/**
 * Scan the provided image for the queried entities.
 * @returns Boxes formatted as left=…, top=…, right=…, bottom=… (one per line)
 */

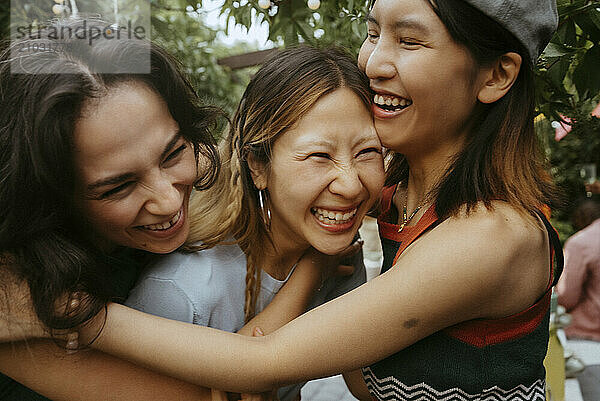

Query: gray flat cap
left=464, top=0, right=558, bottom=61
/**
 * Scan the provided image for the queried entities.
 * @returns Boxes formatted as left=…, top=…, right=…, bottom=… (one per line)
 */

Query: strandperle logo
left=15, top=20, right=146, bottom=53
left=10, top=0, right=151, bottom=74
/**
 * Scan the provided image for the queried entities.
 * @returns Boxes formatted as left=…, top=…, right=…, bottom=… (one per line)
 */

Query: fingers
left=252, top=326, right=264, bottom=337
left=65, top=331, right=79, bottom=355
left=69, top=295, right=80, bottom=311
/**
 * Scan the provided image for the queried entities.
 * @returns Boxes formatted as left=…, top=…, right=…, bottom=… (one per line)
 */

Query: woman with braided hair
left=123, top=45, right=383, bottom=401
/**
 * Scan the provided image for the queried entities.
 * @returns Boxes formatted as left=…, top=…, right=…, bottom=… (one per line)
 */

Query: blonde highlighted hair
left=186, top=46, right=372, bottom=321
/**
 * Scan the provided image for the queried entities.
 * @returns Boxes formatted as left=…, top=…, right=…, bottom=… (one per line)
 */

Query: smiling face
left=251, top=88, right=385, bottom=255
left=74, top=82, right=197, bottom=253
left=358, top=0, right=487, bottom=157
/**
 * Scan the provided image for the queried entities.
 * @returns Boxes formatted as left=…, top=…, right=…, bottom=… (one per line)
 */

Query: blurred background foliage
left=2, top=0, right=599, bottom=240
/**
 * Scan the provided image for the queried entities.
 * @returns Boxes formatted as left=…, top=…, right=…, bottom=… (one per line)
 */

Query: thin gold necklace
left=397, top=187, right=427, bottom=233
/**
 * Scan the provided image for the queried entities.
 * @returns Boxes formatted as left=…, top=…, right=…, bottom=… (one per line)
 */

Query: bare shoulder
left=434, top=201, right=550, bottom=317
left=447, top=201, right=546, bottom=248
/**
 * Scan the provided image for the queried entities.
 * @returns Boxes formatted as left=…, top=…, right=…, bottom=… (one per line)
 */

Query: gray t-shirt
left=125, top=242, right=366, bottom=400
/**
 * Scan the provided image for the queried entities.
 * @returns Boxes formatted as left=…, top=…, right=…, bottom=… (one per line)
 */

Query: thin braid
left=234, top=120, right=263, bottom=322
left=244, top=253, right=263, bottom=322
left=244, top=256, right=257, bottom=322
left=185, top=122, right=264, bottom=321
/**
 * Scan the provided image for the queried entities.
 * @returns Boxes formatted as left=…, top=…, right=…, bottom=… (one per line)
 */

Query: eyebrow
left=366, top=13, right=431, bottom=36
left=86, top=172, right=136, bottom=192
left=293, top=137, right=338, bottom=150
left=86, top=131, right=182, bottom=192
left=296, top=135, right=377, bottom=150
left=159, top=131, right=183, bottom=161
left=353, top=135, right=379, bottom=148
left=366, top=13, right=379, bottom=26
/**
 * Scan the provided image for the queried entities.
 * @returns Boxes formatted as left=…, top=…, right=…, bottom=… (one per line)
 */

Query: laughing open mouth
left=140, top=208, right=182, bottom=231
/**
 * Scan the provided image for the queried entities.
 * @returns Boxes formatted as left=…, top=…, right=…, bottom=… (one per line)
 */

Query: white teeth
left=142, top=209, right=182, bottom=231
left=311, top=207, right=358, bottom=224
left=385, top=98, right=392, bottom=106
left=392, top=98, right=399, bottom=106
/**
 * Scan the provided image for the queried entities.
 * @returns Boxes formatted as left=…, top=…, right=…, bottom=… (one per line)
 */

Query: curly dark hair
left=0, top=18, right=220, bottom=331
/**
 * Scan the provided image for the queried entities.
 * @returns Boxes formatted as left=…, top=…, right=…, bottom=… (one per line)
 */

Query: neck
left=261, top=231, right=306, bottom=281
left=401, top=137, right=466, bottom=213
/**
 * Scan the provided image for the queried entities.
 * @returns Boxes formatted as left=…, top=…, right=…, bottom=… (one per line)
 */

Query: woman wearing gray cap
left=3, top=0, right=563, bottom=399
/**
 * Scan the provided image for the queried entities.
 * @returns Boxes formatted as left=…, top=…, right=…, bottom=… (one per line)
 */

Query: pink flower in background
left=553, top=115, right=572, bottom=142
left=592, top=102, right=600, bottom=117
left=553, top=102, right=600, bottom=142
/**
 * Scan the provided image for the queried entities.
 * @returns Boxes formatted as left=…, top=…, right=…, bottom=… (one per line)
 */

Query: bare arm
left=343, top=369, right=373, bottom=401
left=87, top=205, right=550, bottom=393
left=238, top=246, right=348, bottom=336
left=0, top=341, right=212, bottom=401
left=0, top=261, right=317, bottom=400
left=0, top=262, right=317, bottom=401
left=0, top=268, right=46, bottom=343
left=556, top=239, right=587, bottom=310
left=0, top=246, right=356, bottom=400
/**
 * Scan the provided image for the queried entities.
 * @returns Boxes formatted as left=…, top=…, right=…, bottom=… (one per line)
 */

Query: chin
left=314, top=236, right=356, bottom=256
left=131, top=233, right=187, bottom=254
left=147, top=244, right=182, bottom=254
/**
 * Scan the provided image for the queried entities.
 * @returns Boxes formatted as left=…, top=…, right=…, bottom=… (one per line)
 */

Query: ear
left=477, top=52, right=522, bottom=104
left=246, top=153, right=268, bottom=190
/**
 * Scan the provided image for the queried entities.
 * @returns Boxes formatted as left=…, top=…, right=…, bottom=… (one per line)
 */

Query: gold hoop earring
left=258, top=189, right=272, bottom=230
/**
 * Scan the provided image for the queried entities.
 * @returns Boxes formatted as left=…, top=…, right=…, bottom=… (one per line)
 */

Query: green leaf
left=557, top=19, right=577, bottom=46
left=295, top=19, right=315, bottom=43
left=573, top=45, right=600, bottom=96
left=547, top=57, right=571, bottom=88
left=284, top=22, right=297, bottom=46
left=543, top=42, right=575, bottom=58
left=573, top=13, right=600, bottom=43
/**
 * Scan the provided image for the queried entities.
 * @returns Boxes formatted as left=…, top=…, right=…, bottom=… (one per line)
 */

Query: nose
left=144, top=174, right=182, bottom=216
left=364, top=40, right=396, bottom=81
left=328, top=166, right=364, bottom=201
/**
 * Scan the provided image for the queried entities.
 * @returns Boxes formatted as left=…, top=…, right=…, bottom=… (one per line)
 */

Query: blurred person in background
left=557, top=199, right=600, bottom=342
